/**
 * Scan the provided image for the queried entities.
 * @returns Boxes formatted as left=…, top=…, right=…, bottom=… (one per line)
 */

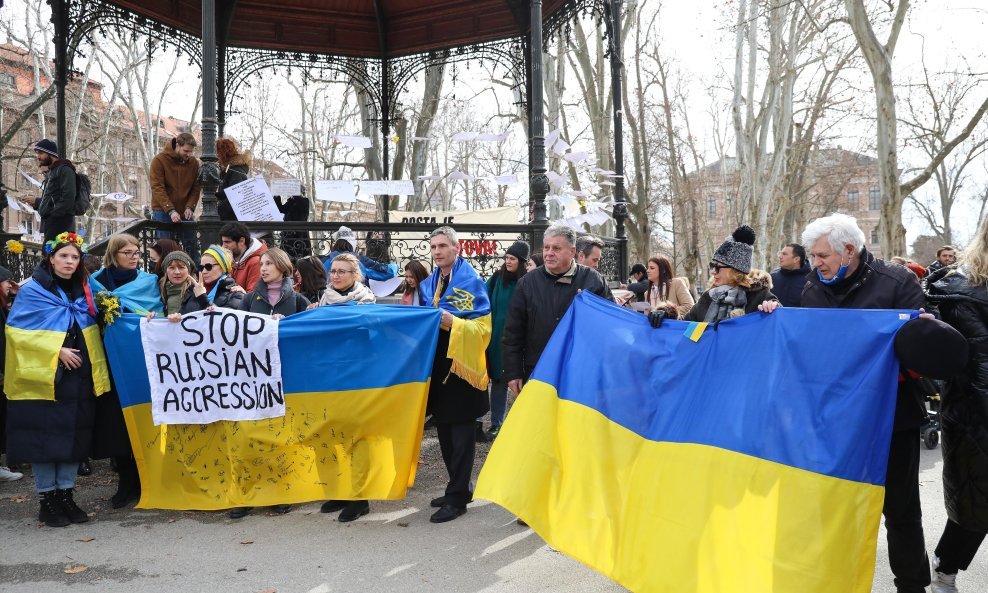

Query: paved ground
left=1, top=431, right=985, bottom=592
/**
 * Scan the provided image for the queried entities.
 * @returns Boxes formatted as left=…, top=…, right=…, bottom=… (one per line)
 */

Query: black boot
left=111, top=456, right=141, bottom=509
left=475, top=421, right=490, bottom=443
left=338, top=500, right=370, bottom=522
left=55, top=488, right=89, bottom=524
left=39, top=491, right=70, bottom=528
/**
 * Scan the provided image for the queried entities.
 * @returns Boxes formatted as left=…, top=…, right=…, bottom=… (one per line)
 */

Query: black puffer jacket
left=209, top=276, right=245, bottom=310
left=37, top=159, right=77, bottom=241
left=926, top=267, right=988, bottom=531
left=683, top=283, right=776, bottom=322
left=802, top=247, right=928, bottom=431
left=240, top=278, right=310, bottom=317
left=503, top=263, right=610, bottom=381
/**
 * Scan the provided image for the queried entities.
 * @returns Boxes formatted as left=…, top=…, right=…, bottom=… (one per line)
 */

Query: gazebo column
left=607, top=0, right=628, bottom=278
left=528, top=0, right=549, bottom=251
left=217, top=42, right=227, bottom=137
left=198, top=0, right=222, bottom=244
left=51, top=0, right=69, bottom=158
left=381, top=58, right=391, bottom=224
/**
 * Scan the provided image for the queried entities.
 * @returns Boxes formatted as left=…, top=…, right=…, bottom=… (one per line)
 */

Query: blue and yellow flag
left=103, top=305, right=441, bottom=510
left=4, top=279, right=111, bottom=400
left=419, top=256, right=492, bottom=389
left=90, top=269, right=164, bottom=314
left=476, top=292, right=912, bottom=593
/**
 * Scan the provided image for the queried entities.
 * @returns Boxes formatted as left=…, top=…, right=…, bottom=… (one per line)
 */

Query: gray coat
left=240, top=278, right=310, bottom=317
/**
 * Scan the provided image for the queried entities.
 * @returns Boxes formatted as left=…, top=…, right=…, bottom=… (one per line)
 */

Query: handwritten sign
left=269, top=178, right=302, bottom=197
left=358, top=180, right=415, bottom=196
left=140, top=310, right=285, bottom=425
left=315, top=179, right=356, bottom=203
left=224, top=176, right=284, bottom=222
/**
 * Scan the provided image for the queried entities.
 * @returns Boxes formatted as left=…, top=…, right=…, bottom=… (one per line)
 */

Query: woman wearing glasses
left=317, top=253, right=377, bottom=307
left=91, top=234, right=164, bottom=509
left=198, top=245, right=244, bottom=310
left=683, top=225, right=777, bottom=322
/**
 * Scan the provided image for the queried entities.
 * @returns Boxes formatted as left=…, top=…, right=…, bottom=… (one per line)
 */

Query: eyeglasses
left=329, top=269, right=355, bottom=276
left=118, top=250, right=140, bottom=258
left=708, top=263, right=730, bottom=272
left=198, top=263, right=216, bottom=272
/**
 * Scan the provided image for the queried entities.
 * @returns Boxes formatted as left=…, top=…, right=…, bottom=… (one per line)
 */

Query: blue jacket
left=322, top=251, right=397, bottom=282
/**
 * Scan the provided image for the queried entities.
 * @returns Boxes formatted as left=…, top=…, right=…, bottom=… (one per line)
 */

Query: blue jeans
left=33, top=462, right=77, bottom=493
left=488, top=379, right=508, bottom=428
left=151, top=209, right=199, bottom=254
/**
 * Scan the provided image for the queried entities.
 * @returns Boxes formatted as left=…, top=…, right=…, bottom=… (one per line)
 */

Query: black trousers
left=884, top=429, right=931, bottom=592
left=436, top=421, right=475, bottom=508
left=934, top=518, right=987, bottom=573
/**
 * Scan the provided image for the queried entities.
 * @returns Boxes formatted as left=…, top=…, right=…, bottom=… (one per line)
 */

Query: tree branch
left=899, top=97, right=988, bottom=195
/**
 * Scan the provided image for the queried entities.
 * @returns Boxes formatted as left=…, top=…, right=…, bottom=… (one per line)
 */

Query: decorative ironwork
left=0, top=246, right=44, bottom=282
left=88, top=220, right=537, bottom=281
left=66, top=0, right=202, bottom=68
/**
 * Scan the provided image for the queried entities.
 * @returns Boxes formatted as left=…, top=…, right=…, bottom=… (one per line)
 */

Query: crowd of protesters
left=4, top=135, right=986, bottom=592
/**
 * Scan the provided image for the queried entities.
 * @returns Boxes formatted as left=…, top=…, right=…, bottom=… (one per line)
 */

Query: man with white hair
left=800, top=213, right=931, bottom=593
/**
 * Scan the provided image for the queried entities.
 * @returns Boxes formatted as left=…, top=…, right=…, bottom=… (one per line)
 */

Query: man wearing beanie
left=799, top=213, right=934, bottom=593
left=25, top=139, right=77, bottom=242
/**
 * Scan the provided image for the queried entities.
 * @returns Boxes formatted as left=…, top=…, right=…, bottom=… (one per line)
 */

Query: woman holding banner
left=157, top=251, right=212, bottom=317
left=316, top=254, right=376, bottom=307
left=199, top=245, right=245, bottom=310
left=240, top=248, right=311, bottom=319
left=4, top=233, right=111, bottom=527
left=91, top=233, right=164, bottom=508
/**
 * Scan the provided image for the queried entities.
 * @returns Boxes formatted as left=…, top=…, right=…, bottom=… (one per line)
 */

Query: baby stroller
left=919, top=380, right=942, bottom=450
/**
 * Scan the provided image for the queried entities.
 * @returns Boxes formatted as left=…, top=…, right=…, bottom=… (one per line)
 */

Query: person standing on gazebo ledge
left=419, top=226, right=492, bottom=523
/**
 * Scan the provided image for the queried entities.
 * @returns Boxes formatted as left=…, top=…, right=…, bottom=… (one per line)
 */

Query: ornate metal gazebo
left=40, top=0, right=629, bottom=279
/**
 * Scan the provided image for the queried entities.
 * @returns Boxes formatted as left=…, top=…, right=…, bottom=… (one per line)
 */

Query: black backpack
left=74, top=172, right=92, bottom=216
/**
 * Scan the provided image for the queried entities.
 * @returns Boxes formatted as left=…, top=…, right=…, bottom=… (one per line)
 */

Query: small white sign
left=315, top=179, right=357, bottom=203
left=358, top=180, right=415, bottom=196
left=269, top=178, right=302, bottom=197
left=140, top=309, right=285, bottom=426
left=224, top=176, right=284, bottom=222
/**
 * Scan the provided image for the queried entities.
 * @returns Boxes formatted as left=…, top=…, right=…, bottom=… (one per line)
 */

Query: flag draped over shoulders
left=91, top=269, right=164, bottom=314
left=4, top=279, right=111, bottom=401
left=476, top=292, right=914, bottom=593
left=419, top=257, right=492, bottom=389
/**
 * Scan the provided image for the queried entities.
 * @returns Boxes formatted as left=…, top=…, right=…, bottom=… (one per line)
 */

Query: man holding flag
left=419, top=226, right=492, bottom=523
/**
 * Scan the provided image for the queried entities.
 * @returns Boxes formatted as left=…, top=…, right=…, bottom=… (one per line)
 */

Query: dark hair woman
left=924, top=216, right=988, bottom=591
left=683, top=226, right=777, bottom=322
left=149, top=238, right=182, bottom=278
left=629, top=255, right=696, bottom=319
left=401, top=260, right=430, bottom=306
left=91, top=233, right=164, bottom=508
left=293, top=255, right=328, bottom=304
left=5, top=233, right=112, bottom=527
left=527, top=253, right=544, bottom=272
left=481, top=241, right=530, bottom=441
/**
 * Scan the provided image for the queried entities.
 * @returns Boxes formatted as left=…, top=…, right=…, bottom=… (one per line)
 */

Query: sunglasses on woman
left=708, top=263, right=730, bottom=273
left=198, top=263, right=218, bottom=272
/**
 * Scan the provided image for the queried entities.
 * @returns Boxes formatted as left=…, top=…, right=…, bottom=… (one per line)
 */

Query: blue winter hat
left=33, top=138, right=59, bottom=157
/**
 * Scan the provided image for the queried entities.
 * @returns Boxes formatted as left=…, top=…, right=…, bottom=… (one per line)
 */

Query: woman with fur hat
left=683, top=225, right=777, bottom=322
left=480, top=240, right=530, bottom=440
left=322, top=226, right=397, bottom=282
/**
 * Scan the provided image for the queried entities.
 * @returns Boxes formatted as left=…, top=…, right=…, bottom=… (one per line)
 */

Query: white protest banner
left=315, top=179, right=356, bottom=202
left=225, top=176, right=284, bottom=221
left=140, top=309, right=285, bottom=425
left=269, top=178, right=302, bottom=196
left=358, top=179, right=415, bottom=196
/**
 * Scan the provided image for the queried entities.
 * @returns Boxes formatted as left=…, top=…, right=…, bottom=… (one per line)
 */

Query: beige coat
left=645, top=276, right=695, bottom=318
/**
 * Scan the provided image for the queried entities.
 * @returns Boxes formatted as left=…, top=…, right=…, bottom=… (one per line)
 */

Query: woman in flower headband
left=90, top=233, right=164, bottom=509
left=4, top=232, right=111, bottom=527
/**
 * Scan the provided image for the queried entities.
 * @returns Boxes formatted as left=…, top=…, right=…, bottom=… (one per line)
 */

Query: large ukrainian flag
left=476, top=292, right=912, bottom=593
left=103, top=305, right=440, bottom=510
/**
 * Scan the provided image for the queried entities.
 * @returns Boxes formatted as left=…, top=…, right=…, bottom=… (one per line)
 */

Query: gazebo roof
left=106, top=0, right=576, bottom=59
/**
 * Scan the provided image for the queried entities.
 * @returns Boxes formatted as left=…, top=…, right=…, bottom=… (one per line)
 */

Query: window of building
left=0, top=73, right=16, bottom=87
left=707, top=197, right=717, bottom=217
left=869, top=186, right=880, bottom=210
left=726, top=193, right=735, bottom=214
left=847, top=189, right=859, bottom=211
left=870, top=228, right=879, bottom=245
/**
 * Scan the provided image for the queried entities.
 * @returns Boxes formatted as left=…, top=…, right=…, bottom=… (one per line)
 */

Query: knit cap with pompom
left=712, top=225, right=756, bottom=273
